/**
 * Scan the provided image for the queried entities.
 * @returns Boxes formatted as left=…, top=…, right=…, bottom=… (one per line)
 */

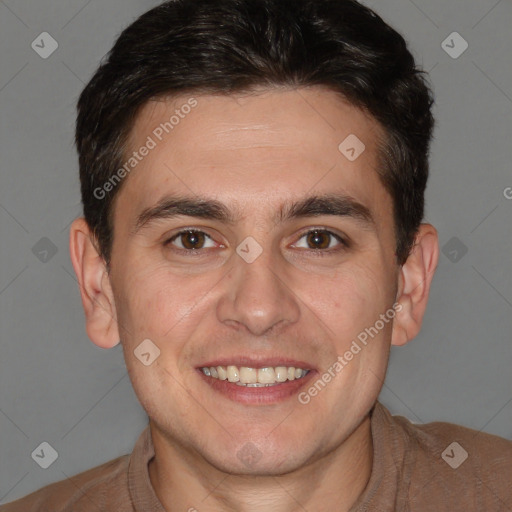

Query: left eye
left=293, top=229, right=345, bottom=250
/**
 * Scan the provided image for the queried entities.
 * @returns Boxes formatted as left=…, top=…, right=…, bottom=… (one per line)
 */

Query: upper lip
left=196, top=357, right=316, bottom=371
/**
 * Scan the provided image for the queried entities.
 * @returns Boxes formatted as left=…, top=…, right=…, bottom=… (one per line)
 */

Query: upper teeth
left=201, top=365, right=309, bottom=386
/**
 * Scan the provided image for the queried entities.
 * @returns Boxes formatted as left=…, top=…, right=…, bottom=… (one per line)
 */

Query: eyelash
left=163, top=228, right=348, bottom=256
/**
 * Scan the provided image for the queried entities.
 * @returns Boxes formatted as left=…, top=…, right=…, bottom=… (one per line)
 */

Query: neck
left=148, top=415, right=373, bottom=512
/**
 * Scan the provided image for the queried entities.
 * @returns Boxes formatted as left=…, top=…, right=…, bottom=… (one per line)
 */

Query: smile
left=201, top=365, right=310, bottom=386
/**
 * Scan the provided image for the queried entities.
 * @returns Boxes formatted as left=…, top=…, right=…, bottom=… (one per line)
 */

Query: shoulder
left=397, top=413, right=512, bottom=472
left=390, top=409, right=512, bottom=507
left=0, top=454, right=131, bottom=512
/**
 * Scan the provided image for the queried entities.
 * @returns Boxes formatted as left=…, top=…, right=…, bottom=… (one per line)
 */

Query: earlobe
left=69, top=218, right=120, bottom=349
left=391, top=223, right=439, bottom=347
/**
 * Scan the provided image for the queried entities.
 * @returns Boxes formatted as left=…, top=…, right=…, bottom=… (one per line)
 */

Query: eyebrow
left=132, top=193, right=374, bottom=235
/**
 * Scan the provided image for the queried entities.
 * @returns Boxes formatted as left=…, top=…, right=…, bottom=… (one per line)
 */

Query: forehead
left=115, top=87, right=390, bottom=228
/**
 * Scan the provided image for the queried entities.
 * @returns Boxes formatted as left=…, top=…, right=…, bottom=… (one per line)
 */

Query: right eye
left=164, top=229, right=218, bottom=251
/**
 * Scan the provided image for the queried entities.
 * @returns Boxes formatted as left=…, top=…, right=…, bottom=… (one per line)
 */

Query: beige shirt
left=2, top=401, right=511, bottom=511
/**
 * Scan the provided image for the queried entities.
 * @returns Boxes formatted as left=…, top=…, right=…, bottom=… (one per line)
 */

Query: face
left=106, top=87, right=402, bottom=474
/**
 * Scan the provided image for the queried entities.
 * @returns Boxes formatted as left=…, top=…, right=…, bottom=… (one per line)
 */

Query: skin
left=70, top=86, right=438, bottom=512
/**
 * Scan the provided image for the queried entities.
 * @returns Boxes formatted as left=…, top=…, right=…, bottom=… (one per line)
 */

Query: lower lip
left=196, top=369, right=317, bottom=405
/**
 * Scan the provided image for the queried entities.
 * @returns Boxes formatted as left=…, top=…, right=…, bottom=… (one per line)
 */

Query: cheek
left=309, top=260, right=393, bottom=343
left=115, top=264, right=218, bottom=347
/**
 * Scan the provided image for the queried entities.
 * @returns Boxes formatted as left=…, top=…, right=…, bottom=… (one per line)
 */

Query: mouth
left=200, top=365, right=310, bottom=386
left=196, top=361, right=316, bottom=404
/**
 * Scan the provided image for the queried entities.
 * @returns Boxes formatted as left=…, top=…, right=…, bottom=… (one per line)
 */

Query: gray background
left=1, top=0, right=511, bottom=504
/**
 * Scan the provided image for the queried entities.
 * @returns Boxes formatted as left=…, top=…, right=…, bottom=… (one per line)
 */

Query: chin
left=200, top=436, right=318, bottom=477
left=207, top=452, right=308, bottom=477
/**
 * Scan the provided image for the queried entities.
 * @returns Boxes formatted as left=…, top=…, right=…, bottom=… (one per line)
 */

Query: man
left=2, top=0, right=511, bottom=510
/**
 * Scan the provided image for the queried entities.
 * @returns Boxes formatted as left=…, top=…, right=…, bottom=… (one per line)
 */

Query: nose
left=216, top=248, right=301, bottom=337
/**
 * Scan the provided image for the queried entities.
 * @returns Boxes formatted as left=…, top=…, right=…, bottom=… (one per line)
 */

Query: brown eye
left=306, top=230, right=331, bottom=249
left=181, top=231, right=205, bottom=249
left=293, top=229, right=347, bottom=252
left=167, top=230, right=214, bottom=250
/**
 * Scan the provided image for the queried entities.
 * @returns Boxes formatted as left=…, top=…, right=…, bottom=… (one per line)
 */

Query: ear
left=392, top=223, right=439, bottom=347
left=69, top=218, right=120, bottom=349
